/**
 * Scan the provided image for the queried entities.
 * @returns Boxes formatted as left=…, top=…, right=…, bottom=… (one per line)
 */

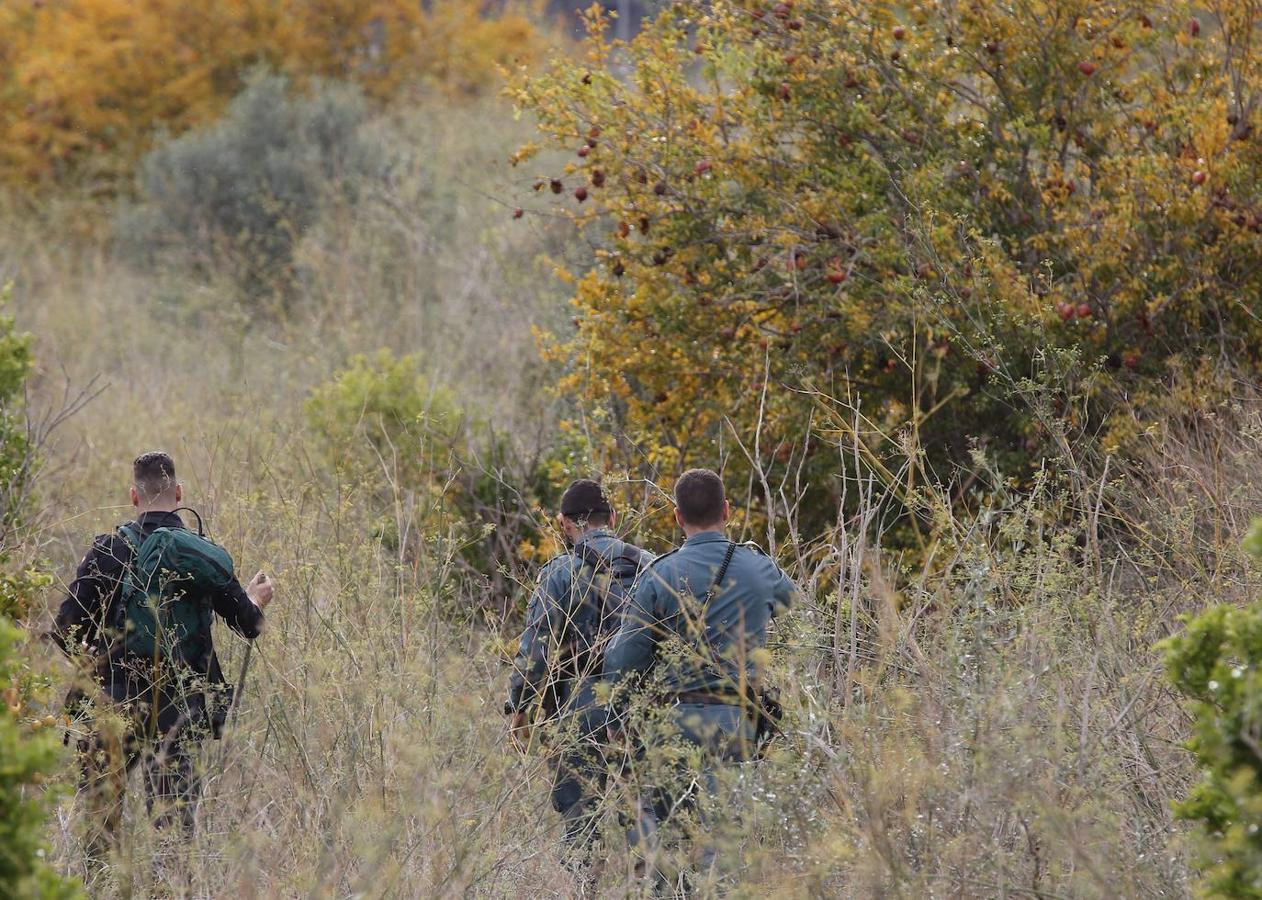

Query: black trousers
left=76, top=670, right=210, bottom=857
left=550, top=704, right=610, bottom=850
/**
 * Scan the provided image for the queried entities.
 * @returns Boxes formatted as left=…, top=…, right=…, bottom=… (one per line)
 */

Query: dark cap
left=560, top=479, right=612, bottom=519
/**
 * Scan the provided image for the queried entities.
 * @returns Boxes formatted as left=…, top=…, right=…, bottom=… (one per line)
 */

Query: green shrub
left=0, top=288, right=33, bottom=545
left=0, top=288, right=75, bottom=896
left=306, top=350, right=464, bottom=489
left=117, top=70, right=382, bottom=305
left=1163, top=518, right=1262, bottom=897
left=0, top=616, right=79, bottom=899
left=306, top=350, right=481, bottom=565
left=305, top=350, right=594, bottom=605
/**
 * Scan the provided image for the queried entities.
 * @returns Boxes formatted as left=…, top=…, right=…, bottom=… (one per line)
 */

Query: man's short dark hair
left=133, top=450, right=177, bottom=501
left=674, top=468, right=726, bottom=527
left=560, top=478, right=613, bottom=526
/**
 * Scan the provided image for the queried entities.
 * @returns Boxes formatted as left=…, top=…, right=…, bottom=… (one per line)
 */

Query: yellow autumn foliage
left=513, top=0, right=1262, bottom=532
left=0, top=0, right=551, bottom=184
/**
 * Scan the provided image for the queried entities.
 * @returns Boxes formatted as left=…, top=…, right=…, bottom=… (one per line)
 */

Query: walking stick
left=224, top=570, right=269, bottom=734
left=226, top=641, right=253, bottom=733
left=209, top=638, right=254, bottom=798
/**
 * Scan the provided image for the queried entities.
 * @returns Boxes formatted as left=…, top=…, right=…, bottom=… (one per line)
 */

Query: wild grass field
left=4, top=1, right=1262, bottom=897
left=3, top=107, right=1244, bottom=896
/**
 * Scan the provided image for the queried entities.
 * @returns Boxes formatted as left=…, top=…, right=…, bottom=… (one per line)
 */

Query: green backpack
left=117, top=510, right=236, bottom=667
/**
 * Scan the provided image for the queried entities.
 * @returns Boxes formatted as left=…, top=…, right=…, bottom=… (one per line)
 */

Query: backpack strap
left=574, top=540, right=650, bottom=577
left=573, top=541, right=612, bottom=574
left=571, top=541, right=614, bottom=632
left=106, top=523, right=145, bottom=657
left=565, top=541, right=630, bottom=679
left=622, top=548, right=651, bottom=574
left=116, top=522, right=143, bottom=553
left=172, top=506, right=205, bottom=537
left=113, top=523, right=144, bottom=608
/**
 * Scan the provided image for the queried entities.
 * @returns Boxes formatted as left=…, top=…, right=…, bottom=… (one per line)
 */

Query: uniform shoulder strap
left=645, top=547, right=679, bottom=570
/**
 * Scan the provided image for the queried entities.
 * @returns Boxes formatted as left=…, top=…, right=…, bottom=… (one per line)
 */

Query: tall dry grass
left=1, top=93, right=1253, bottom=898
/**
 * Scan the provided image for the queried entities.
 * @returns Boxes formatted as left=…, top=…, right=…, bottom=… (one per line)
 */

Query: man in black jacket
left=52, top=450, right=274, bottom=858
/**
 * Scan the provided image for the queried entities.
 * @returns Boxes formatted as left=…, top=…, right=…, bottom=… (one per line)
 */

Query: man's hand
left=247, top=571, right=274, bottom=609
left=508, top=711, right=530, bottom=753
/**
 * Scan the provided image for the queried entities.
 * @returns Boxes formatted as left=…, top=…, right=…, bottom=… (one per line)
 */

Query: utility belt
left=673, top=685, right=784, bottom=753
left=673, top=690, right=742, bottom=706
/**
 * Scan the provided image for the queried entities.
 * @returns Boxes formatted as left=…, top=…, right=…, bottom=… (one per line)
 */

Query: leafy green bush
left=306, top=350, right=489, bottom=571
left=305, top=351, right=594, bottom=603
left=117, top=70, right=382, bottom=304
left=514, top=0, right=1262, bottom=534
left=0, top=288, right=75, bottom=896
left=306, top=350, right=463, bottom=488
left=1163, top=519, right=1262, bottom=897
left=0, top=616, right=78, bottom=898
left=0, top=288, right=33, bottom=545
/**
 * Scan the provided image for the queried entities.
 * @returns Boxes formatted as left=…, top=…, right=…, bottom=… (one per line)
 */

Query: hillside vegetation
left=1, top=1, right=1261, bottom=897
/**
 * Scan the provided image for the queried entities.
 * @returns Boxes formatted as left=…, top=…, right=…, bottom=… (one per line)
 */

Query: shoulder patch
left=742, top=541, right=768, bottom=556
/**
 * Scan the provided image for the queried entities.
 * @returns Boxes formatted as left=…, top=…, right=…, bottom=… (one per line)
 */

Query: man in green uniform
left=603, top=468, right=797, bottom=879
left=504, top=479, right=652, bottom=860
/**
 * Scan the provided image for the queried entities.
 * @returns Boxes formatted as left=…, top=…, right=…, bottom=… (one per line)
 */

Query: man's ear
left=674, top=508, right=686, bottom=530
left=175, top=483, right=184, bottom=504
left=721, top=499, right=731, bottom=524
left=129, top=486, right=140, bottom=508
left=608, top=508, right=618, bottom=529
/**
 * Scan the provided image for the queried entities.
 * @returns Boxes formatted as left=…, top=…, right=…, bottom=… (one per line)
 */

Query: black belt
left=675, top=691, right=741, bottom=706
